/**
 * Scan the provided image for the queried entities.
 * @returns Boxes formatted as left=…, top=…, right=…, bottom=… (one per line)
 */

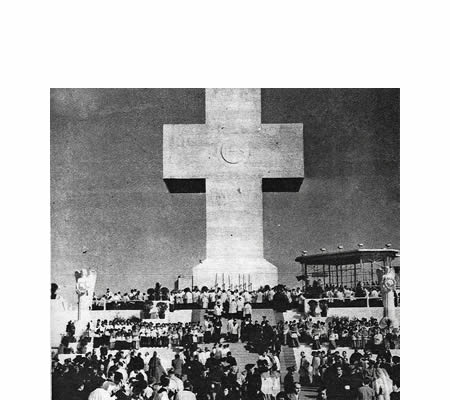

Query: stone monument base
left=192, top=258, right=278, bottom=290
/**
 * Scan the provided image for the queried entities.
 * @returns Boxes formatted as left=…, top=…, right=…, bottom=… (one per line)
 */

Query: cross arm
left=163, top=124, right=211, bottom=192
left=258, top=123, right=304, bottom=191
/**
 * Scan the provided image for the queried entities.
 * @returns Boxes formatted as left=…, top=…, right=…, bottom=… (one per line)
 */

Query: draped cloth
left=374, top=368, right=393, bottom=400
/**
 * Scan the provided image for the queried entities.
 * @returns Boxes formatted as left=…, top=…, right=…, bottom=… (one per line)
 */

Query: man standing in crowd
left=286, top=382, right=302, bottom=400
left=175, top=381, right=196, bottom=400
left=356, top=378, right=375, bottom=400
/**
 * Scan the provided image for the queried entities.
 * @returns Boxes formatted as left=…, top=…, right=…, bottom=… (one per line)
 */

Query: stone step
left=279, top=345, right=297, bottom=374
left=225, top=341, right=260, bottom=369
left=251, top=309, right=284, bottom=325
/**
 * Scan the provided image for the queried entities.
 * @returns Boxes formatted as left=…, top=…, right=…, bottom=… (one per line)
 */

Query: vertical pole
left=353, top=263, right=357, bottom=288
left=359, top=257, right=363, bottom=289
left=336, top=265, right=339, bottom=286
left=305, top=264, right=308, bottom=288
left=340, top=265, right=343, bottom=287
left=323, top=264, right=326, bottom=286
left=328, top=265, right=331, bottom=286
left=370, top=262, right=374, bottom=285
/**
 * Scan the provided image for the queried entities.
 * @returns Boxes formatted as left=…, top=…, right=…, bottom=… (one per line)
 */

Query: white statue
left=376, top=265, right=399, bottom=328
left=75, top=268, right=97, bottom=321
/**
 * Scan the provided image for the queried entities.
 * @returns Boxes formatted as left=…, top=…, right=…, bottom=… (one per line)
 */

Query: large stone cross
left=163, top=89, right=303, bottom=289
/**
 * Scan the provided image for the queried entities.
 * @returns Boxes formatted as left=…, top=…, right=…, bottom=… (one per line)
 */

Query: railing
left=92, top=300, right=146, bottom=311
left=303, top=296, right=389, bottom=316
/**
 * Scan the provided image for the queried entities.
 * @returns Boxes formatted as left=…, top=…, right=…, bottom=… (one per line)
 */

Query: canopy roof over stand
left=295, top=248, right=400, bottom=288
left=296, top=248, right=400, bottom=266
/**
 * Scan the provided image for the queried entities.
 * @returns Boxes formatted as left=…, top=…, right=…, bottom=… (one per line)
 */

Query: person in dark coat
left=213, top=318, right=223, bottom=343
left=325, top=366, right=347, bottom=400
left=283, top=366, right=296, bottom=395
left=391, top=355, right=400, bottom=388
left=148, top=351, right=166, bottom=383
left=345, top=365, right=364, bottom=399
left=246, top=368, right=262, bottom=399
left=172, top=353, right=184, bottom=377
left=225, top=351, right=237, bottom=367
left=349, top=350, right=363, bottom=365
left=286, top=382, right=302, bottom=400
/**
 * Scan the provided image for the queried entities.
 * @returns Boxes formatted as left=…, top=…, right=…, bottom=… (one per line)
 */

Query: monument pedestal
left=193, top=258, right=278, bottom=290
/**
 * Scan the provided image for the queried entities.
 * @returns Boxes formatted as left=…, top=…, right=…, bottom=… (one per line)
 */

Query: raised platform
left=192, top=258, right=278, bottom=289
left=51, top=309, right=193, bottom=347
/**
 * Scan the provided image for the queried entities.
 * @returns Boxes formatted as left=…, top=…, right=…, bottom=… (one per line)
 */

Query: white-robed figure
left=75, top=268, right=97, bottom=322
left=376, top=265, right=399, bottom=329
left=373, top=368, right=393, bottom=400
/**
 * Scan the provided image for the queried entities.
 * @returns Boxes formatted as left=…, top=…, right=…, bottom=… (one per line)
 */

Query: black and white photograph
left=50, top=88, right=400, bottom=400
left=4, top=2, right=448, bottom=400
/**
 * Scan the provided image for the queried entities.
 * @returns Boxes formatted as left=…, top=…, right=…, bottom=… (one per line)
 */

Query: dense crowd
left=91, top=281, right=395, bottom=313
left=54, top=324, right=400, bottom=399
left=301, top=349, right=400, bottom=399
left=61, top=301, right=400, bottom=356
left=53, top=346, right=286, bottom=400
left=57, top=305, right=400, bottom=399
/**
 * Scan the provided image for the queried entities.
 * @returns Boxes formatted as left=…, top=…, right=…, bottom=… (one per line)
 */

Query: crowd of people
left=91, top=281, right=394, bottom=313
left=53, top=274, right=401, bottom=399
left=61, top=297, right=400, bottom=356
left=57, top=300, right=400, bottom=399
left=54, top=320, right=400, bottom=399
left=298, top=349, right=400, bottom=399
left=53, top=346, right=286, bottom=400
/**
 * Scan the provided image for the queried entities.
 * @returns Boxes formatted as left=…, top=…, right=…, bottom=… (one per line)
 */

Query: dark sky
left=51, top=89, right=399, bottom=303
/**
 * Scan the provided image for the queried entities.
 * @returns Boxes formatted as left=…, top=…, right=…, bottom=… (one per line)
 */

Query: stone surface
left=163, top=89, right=303, bottom=288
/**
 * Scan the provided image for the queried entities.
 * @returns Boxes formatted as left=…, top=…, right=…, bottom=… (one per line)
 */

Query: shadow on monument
left=164, top=178, right=303, bottom=193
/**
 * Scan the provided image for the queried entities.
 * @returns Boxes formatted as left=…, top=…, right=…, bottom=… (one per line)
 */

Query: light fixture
left=385, top=243, right=392, bottom=248
left=337, top=245, right=343, bottom=250
left=320, top=248, right=326, bottom=252
left=357, top=243, right=364, bottom=248
left=301, top=250, right=308, bottom=255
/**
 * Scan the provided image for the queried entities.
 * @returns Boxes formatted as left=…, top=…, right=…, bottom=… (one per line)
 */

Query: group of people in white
left=91, top=280, right=393, bottom=313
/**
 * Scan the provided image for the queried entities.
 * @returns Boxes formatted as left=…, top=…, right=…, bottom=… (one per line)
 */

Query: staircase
left=279, top=345, right=297, bottom=374
left=226, top=341, right=259, bottom=369
left=251, top=309, right=284, bottom=325
left=195, top=308, right=322, bottom=399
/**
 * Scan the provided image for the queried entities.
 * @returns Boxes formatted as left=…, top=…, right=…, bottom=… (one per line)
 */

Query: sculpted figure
left=75, top=269, right=97, bottom=321
left=376, top=265, right=399, bottom=328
